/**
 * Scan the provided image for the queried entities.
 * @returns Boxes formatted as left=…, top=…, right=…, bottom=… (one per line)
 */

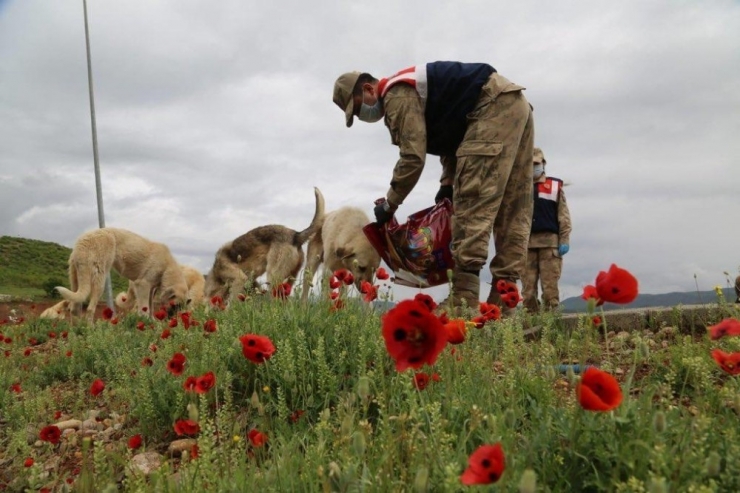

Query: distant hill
left=560, top=287, right=737, bottom=313
left=0, top=236, right=127, bottom=299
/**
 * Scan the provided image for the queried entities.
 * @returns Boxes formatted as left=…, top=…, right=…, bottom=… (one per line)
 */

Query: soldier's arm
left=383, top=84, right=427, bottom=206
left=558, top=187, right=572, bottom=245
left=439, top=155, right=456, bottom=186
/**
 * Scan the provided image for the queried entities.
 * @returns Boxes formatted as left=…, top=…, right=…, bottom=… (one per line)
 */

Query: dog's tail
left=56, top=261, right=90, bottom=303
left=295, top=187, right=326, bottom=245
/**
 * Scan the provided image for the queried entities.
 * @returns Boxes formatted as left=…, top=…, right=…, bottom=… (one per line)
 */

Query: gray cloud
left=1, top=0, right=739, bottom=303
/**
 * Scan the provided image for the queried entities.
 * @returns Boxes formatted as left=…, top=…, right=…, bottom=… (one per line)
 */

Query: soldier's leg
left=540, top=247, right=563, bottom=310
left=522, top=248, right=541, bottom=313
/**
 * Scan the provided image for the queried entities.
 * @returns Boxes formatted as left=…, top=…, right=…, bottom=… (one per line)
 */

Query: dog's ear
left=336, top=247, right=355, bottom=260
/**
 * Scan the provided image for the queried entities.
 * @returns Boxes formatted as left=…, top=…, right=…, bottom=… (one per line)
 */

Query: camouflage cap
left=333, top=71, right=362, bottom=128
left=533, top=147, right=546, bottom=165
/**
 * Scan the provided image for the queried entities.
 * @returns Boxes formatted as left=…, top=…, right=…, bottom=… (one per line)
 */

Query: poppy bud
left=518, top=469, right=537, bottom=493
left=250, top=391, right=260, bottom=408
left=648, top=477, right=668, bottom=493
left=504, top=409, right=517, bottom=428
left=187, top=403, right=199, bottom=422
left=357, top=376, right=371, bottom=401
left=652, top=411, right=666, bottom=433
left=341, top=415, right=353, bottom=436
left=351, top=431, right=366, bottom=456
left=413, top=466, right=429, bottom=493
left=638, top=340, right=650, bottom=360
left=705, top=451, right=721, bottom=477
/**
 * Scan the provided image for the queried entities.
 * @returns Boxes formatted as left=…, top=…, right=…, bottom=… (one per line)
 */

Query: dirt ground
left=0, top=299, right=109, bottom=322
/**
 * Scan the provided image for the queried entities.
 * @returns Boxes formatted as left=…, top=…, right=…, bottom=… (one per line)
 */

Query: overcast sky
left=1, top=0, right=739, bottom=302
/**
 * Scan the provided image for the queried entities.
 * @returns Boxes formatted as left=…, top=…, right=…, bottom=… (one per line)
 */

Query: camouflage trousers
left=522, top=247, right=562, bottom=312
left=451, top=73, right=534, bottom=282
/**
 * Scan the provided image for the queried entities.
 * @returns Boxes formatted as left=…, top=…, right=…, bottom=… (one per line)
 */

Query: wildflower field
left=2, top=266, right=740, bottom=492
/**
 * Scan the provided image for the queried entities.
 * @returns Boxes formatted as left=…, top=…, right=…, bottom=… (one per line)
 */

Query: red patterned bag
left=362, top=199, right=455, bottom=288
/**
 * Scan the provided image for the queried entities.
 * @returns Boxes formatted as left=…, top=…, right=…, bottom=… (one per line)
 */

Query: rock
left=86, top=410, right=101, bottom=420
left=130, top=451, right=163, bottom=476
left=62, top=428, right=76, bottom=437
left=168, top=438, right=197, bottom=456
left=55, top=419, right=82, bottom=431
left=82, top=419, right=103, bottom=431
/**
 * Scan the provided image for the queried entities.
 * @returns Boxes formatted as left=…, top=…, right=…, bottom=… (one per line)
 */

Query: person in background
left=332, top=62, right=534, bottom=312
left=522, top=148, right=572, bottom=312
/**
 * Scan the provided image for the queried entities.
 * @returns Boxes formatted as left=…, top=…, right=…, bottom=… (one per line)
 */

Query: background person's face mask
left=358, top=92, right=383, bottom=123
left=533, top=164, right=545, bottom=178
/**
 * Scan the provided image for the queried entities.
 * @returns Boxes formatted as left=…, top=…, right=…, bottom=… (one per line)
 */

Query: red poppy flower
left=110, top=317, right=118, bottom=325
left=376, top=267, right=390, bottom=280
left=329, top=276, right=341, bottom=289
left=90, top=379, right=105, bottom=396
left=167, top=318, right=178, bottom=328
left=128, top=434, right=142, bottom=450
left=161, top=329, right=172, bottom=340
left=329, top=290, right=340, bottom=300
left=28, top=337, right=38, bottom=346
left=708, top=318, right=740, bottom=340
left=183, top=376, right=198, bottom=392
left=413, top=372, right=431, bottom=390
left=167, top=353, right=186, bottom=376
left=188, top=443, right=199, bottom=459
left=289, top=409, right=305, bottom=423
left=210, top=295, right=226, bottom=310
left=141, top=306, right=148, bottom=312
left=102, top=307, right=114, bottom=320
left=496, top=279, right=518, bottom=295
left=24, top=457, right=34, bottom=468
left=152, top=308, right=167, bottom=320
left=360, top=281, right=378, bottom=302
left=195, top=371, right=216, bottom=394
left=444, top=319, right=468, bottom=345
left=591, top=316, right=602, bottom=328
left=3, top=336, right=12, bottom=343
left=149, top=344, right=158, bottom=352
left=471, top=315, right=487, bottom=329
left=142, top=357, right=153, bottom=367
left=61, top=331, right=68, bottom=339
left=239, top=334, right=276, bottom=364
left=576, top=367, right=623, bottom=411
left=10, top=382, right=21, bottom=393
left=248, top=428, right=268, bottom=447
left=333, top=269, right=354, bottom=286
left=65, top=351, right=72, bottom=357
left=54, top=410, right=62, bottom=420
left=272, top=282, right=292, bottom=299
left=203, top=319, right=217, bottom=333
left=581, top=284, right=601, bottom=305
left=413, top=293, right=437, bottom=312
left=173, top=419, right=200, bottom=436
left=501, top=292, right=521, bottom=309
left=594, top=264, right=638, bottom=304
left=431, top=372, right=441, bottom=382
left=48, top=331, right=57, bottom=338
left=460, top=443, right=506, bottom=485
left=179, top=312, right=192, bottom=329
left=238, top=293, right=247, bottom=302
left=381, top=299, right=448, bottom=372
left=136, top=321, right=146, bottom=331
left=23, top=348, right=32, bottom=357
left=479, top=302, right=501, bottom=321
left=39, top=425, right=62, bottom=444
left=711, top=349, right=740, bottom=375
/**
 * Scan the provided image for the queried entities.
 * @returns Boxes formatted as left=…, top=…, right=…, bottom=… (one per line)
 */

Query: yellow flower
left=263, top=386, right=270, bottom=393
left=233, top=435, right=241, bottom=443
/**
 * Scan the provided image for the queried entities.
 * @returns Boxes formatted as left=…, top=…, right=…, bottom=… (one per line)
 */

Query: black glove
left=435, top=185, right=453, bottom=204
left=373, top=201, right=395, bottom=225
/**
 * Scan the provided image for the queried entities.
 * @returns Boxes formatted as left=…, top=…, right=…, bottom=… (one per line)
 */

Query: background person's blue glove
left=558, top=244, right=570, bottom=256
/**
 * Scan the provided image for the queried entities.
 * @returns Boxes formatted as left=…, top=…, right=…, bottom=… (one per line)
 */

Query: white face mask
left=358, top=92, right=383, bottom=123
left=533, top=164, right=545, bottom=178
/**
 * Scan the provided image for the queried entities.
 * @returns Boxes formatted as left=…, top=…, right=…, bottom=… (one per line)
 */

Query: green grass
left=1, top=288, right=740, bottom=492
left=0, top=235, right=128, bottom=299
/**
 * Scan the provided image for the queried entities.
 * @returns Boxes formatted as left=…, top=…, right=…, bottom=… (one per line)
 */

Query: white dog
left=56, top=228, right=189, bottom=323
left=302, top=206, right=381, bottom=298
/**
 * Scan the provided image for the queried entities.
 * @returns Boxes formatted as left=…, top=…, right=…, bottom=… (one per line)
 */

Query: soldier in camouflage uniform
left=522, top=148, right=572, bottom=312
left=333, top=62, right=534, bottom=311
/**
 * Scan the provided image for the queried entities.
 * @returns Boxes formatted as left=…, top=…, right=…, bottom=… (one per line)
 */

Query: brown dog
left=56, top=228, right=189, bottom=323
left=302, top=205, right=381, bottom=299
left=116, top=265, right=205, bottom=315
left=205, top=187, right=325, bottom=303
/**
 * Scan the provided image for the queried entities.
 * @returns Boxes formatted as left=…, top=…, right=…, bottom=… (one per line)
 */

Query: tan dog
left=302, top=206, right=381, bottom=299
left=39, top=300, right=69, bottom=320
left=205, top=187, right=325, bottom=303
left=56, top=228, right=189, bottom=323
left=116, top=265, right=205, bottom=315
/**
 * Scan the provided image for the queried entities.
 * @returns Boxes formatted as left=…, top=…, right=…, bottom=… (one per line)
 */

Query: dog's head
left=335, top=242, right=382, bottom=288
